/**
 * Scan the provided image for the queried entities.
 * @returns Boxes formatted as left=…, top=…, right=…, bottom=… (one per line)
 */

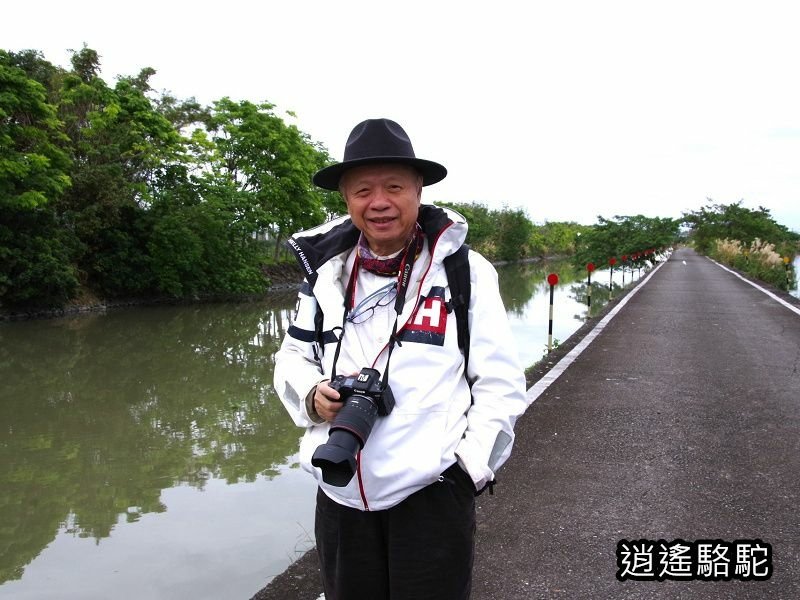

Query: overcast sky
left=6, top=0, right=800, bottom=231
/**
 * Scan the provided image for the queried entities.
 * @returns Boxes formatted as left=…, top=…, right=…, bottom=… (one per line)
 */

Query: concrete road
left=473, top=247, right=800, bottom=599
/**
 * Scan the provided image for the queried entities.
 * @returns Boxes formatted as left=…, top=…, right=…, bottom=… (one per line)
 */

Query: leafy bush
left=0, top=208, right=78, bottom=307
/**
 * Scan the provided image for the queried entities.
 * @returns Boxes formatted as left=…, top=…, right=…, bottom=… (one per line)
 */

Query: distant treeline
left=439, top=201, right=589, bottom=261
left=685, top=201, right=798, bottom=290
left=572, top=202, right=797, bottom=290
left=2, top=47, right=797, bottom=309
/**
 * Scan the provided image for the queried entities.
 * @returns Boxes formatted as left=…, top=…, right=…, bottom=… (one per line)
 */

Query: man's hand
left=313, top=380, right=343, bottom=422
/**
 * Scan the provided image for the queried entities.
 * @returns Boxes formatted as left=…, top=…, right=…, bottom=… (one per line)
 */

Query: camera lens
left=311, top=394, right=380, bottom=486
left=311, top=430, right=360, bottom=486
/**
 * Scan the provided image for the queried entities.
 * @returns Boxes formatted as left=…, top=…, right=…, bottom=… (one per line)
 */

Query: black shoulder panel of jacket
left=418, top=204, right=455, bottom=248
left=285, top=219, right=360, bottom=287
left=288, top=205, right=454, bottom=287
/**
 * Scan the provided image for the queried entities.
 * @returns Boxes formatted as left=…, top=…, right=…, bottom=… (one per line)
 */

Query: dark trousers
left=315, top=463, right=476, bottom=600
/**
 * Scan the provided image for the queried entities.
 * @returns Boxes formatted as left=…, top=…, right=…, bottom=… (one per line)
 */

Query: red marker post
left=621, top=255, right=628, bottom=285
left=586, top=262, right=595, bottom=309
left=547, top=273, right=559, bottom=352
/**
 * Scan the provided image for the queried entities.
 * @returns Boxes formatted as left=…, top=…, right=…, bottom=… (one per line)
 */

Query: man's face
left=340, top=164, right=422, bottom=256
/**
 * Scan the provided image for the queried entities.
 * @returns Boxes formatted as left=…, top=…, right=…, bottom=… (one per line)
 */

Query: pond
left=0, top=257, right=646, bottom=600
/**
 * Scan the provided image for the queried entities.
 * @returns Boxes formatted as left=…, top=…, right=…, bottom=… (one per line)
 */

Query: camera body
left=311, top=367, right=395, bottom=486
left=328, top=367, right=395, bottom=416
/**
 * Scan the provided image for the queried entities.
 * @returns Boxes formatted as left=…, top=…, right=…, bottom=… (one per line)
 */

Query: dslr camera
left=311, top=367, right=395, bottom=486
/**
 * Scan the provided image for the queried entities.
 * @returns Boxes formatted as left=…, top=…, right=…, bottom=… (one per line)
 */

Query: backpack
left=443, top=243, right=471, bottom=374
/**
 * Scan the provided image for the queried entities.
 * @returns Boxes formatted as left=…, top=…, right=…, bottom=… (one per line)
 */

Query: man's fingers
left=314, top=385, right=342, bottom=422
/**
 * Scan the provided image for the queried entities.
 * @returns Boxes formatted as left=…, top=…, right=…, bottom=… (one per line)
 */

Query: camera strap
left=332, top=231, right=420, bottom=387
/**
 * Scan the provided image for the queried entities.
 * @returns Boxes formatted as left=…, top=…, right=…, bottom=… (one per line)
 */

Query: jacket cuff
left=304, top=382, right=327, bottom=424
left=455, top=444, right=495, bottom=492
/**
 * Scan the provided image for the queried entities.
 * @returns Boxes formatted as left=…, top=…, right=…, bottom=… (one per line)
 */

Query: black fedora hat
left=312, top=118, right=447, bottom=191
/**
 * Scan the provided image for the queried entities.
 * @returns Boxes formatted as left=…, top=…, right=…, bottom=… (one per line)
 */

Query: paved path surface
left=473, top=247, right=800, bottom=599
left=254, top=247, right=800, bottom=599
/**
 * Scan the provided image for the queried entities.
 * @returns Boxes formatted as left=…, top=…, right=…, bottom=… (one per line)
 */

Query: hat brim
left=312, top=157, right=447, bottom=191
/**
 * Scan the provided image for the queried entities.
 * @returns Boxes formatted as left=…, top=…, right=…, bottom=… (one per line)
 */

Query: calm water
left=0, top=258, right=648, bottom=600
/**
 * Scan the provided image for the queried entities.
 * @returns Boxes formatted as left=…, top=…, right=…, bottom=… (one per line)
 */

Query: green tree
left=153, top=92, right=210, bottom=131
left=538, top=221, right=587, bottom=256
left=0, top=207, right=79, bottom=307
left=0, top=51, right=71, bottom=210
left=148, top=176, right=270, bottom=296
left=573, top=214, right=679, bottom=269
left=56, top=47, right=184, bottom=296
left=1, top=49, right=63, bottom=103
left=493, top=206, right=535, bottom=261
left=203, top=98, right=329, bottom=257
left=1, top=45, right=358, bottom=309
left=0, top=51, right=77, bottom=307
left=438, top=201, right=494, bottom=254
left=683, top=201, right=798, bottom=254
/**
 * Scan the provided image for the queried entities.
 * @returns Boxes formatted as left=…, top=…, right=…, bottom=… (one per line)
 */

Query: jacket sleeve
left=455, top=252, right=530, bottom=490
left=274, top=281, right=329, bottom=428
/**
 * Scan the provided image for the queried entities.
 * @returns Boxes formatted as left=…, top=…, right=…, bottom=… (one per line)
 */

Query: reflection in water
left=496, top=258, right=640, bottom=366
left=0, top=293, right=307, bottom=593
left=0, top=260, right=654, bottom=598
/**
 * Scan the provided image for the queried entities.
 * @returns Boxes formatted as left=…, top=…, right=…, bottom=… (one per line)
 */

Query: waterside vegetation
left=2, top=47, right=797, bottom=313
left=684, top=201, right=798, bottom=290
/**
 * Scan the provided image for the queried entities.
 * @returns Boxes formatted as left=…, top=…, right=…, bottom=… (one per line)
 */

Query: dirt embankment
left=260, top=261, right=305, bottom=290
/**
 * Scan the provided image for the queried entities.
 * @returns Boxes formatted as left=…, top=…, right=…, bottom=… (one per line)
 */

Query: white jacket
left=274, top=204, right=529, bottom=510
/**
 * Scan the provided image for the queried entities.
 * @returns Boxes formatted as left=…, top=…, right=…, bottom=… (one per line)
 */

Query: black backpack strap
left=312, top=301, right=324, bottom=362
left=446, top=245, right=496, bottom=496
left=444, top=244, right=471, bottom=375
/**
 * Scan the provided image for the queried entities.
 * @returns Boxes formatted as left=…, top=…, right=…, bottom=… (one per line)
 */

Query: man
left=274, top=118, right=528, bottom=599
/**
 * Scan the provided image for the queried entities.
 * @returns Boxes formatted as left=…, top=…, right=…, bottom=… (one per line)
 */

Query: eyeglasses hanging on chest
left=347, top=282, right=398, bottom=324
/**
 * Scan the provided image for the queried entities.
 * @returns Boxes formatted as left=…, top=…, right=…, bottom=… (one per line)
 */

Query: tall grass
left=710, top=238, right=795, bottom=290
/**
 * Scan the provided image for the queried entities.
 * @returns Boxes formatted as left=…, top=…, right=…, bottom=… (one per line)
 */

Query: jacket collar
left=286, top=204, right=467, bottom=288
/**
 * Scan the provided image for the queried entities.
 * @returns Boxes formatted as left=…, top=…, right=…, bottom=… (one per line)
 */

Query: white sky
left=6, top=0, right=800, bottom=231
